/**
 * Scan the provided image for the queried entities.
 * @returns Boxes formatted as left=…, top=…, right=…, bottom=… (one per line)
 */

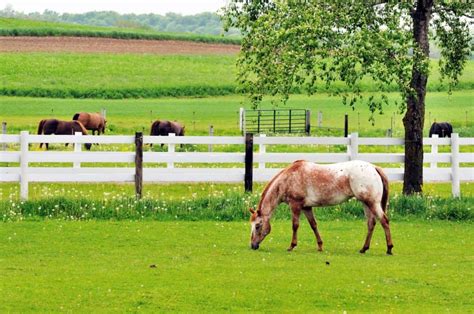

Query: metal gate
left=240, top=108, right=310, bottom=135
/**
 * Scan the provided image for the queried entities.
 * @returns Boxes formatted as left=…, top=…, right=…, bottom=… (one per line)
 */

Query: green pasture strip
left=0, top=17, right=240, bottom=44
left=0, top=220, right=472, bottom=312
left=0, top=53, right=238, bottom=98
left=0, top=182, right=472, bottom=221
left=0, top=53, right=472, bottom=99
left=1, top=92, right=472, bottom=137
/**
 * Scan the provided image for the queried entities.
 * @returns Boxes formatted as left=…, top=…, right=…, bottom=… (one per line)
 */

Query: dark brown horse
left=429, top=122, right=453, bottom=138
left=73, top=112, right=106, bottom=135
left=150, top=120, right=185, bottom=147
left=37, top=119, right=92, bottom=150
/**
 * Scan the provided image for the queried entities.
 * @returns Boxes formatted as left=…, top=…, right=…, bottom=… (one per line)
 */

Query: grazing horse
left=73, top=112, right=106, bottom=135
left=250, top=160, right=393, bottom=255
left=37, top=119, right=92, bottom=150
left=150, top=120, right=185, bottom=147
left=429, top=122, right=453, bottom=138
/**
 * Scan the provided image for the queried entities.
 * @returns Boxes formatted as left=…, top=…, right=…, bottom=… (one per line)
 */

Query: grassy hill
left=0, top=52, right=472, bottom=99
left=0, top=17, right=240, bottom=45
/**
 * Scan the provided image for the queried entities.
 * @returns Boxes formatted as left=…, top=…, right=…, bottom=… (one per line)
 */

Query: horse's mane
left=257, top=167, right=288, bottom=214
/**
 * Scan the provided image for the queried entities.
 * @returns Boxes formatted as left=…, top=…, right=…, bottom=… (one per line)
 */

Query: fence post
left=20, top=131, right=29, bottom=200
left=73, top=132, right=82, bottom=168
left=1, top=122, right=6, bottom=151
left=451, top=133, right=460, bottom=197
left=208, top=125, right=214, bottom=152
left=318, top=111, right=322, bottom=127
left=305, top=110, right=311, bottom=135
left=101, top=108, right=107, bottom=119
left=344, top=114, right=349, bottom=137
left=430, top=134, right=438, bottom=169
left=348, top=132, right=359, bottom=161
left=239, top=108, right=245, bottom=133
left=259, top=134, right=266, bottom=169
left=135, top=132, right=143, bottom=200
left=245, top=133, right=254, bottom=193
left=168, top=133, right=175, bottom=168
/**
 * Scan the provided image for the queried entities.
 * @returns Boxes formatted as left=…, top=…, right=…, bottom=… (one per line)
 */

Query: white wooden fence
left=0, top=131, right=473, bottom=200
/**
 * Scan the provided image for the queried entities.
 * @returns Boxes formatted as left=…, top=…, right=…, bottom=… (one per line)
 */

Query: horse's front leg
left=302, top=207, right=323, bottom=251
left=288, top=203, right=301, bottom=251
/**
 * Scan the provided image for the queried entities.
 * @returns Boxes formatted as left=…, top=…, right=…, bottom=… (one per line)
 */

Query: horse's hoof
left=386, top=251, right=393, bottom=255
left=287, top=245, right=296, bottom=252
left=359, top=247, right=369, bottom=254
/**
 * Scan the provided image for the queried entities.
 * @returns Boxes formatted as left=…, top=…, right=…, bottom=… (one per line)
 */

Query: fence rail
left=1, top=131, right=473, bottom=200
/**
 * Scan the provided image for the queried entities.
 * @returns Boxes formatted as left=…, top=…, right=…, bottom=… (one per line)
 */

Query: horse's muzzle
left=251, top=243, right=260, bottom=250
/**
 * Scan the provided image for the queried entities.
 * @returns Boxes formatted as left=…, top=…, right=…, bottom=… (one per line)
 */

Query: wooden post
left=257, top=111, right=261, bottom=134
left=318, top=111, right=322, bottom=127
left=305, top=110, right=311, bottom=135
left=273, top=110, right=276, bottom=133
left=344, top=114, right=349, bottom=137
left=348, top=132, right=359, bottom=161
left=135, top=132, right=143, bottom=200
left=208, top=125, right=214, bottom=152
left=20, top=131, right=29, bottom=201
left=451, top=133, right=460, bottom=197
left=239, top=108, right=245, bottom=133
left=430, top=134, right=438, bottom=169
left=259, top=134, right=266, bottom=169
left=101, top=108, right=106, bottom=119
left=245, top=133, right=254, bottom=193
left=289, top=110, right=292, bottom=133
left=168, top=133, right=175, bottom=168
left=73, top=132, right=82, bottom=168
left=1, top=122, right=6, bottom=151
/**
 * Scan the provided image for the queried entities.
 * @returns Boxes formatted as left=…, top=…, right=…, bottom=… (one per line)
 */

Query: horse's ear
left=249, top=208, right=255, bottom=214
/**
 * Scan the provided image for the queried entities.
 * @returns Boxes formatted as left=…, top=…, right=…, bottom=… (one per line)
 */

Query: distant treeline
left=0, top=6, right=240, bottom=37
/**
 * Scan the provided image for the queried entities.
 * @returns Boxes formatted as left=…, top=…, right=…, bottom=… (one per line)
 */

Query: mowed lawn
left=0, top=220, right=472, bottom=312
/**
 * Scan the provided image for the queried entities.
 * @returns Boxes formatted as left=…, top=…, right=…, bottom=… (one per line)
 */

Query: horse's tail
left=37, top=119, right=46, bottom=135
left=72, top=113, right=80, bottom=121
left=375, top=166, right=389, bottom=214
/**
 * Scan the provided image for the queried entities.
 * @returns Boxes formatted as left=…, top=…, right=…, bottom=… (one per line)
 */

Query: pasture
left=1, top=220, right=472, bottom=312
left=1, top=91, right=472, bottom=137
left=1, top=52, right=473, bottom=99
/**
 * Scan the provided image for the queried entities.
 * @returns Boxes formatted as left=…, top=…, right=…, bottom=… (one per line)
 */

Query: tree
left=222, top=1, right=471, bottom=195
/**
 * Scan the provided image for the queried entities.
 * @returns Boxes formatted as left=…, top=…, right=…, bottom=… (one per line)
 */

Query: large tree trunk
left=403, top=0, right=433, bottom=195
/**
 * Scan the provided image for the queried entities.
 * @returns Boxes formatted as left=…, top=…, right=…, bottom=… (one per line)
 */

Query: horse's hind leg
left=302, top=207, right=323, bottom=251
left=360, top=206, right=376, bottom=253
left=288, top=203, right=302, bottom=251
left=380, top=214, right=394, bottom=255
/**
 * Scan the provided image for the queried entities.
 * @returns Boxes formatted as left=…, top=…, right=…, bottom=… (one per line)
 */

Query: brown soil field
left=0, top=36, right=240, bottom=55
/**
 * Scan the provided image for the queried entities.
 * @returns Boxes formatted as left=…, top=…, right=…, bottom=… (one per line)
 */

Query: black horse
left=37, top=119, right=92, bottom=150
left=150, top=120, right=185, bottom=147
left=429, top=122, right=453, bottom=138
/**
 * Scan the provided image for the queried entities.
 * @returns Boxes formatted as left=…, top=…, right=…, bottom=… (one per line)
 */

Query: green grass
left=1, top=92, right=472, bottom=137
left=0, top=52, right=472, bottom=99
left=0, top=17, right=240, bottom=44
left=0, top=220, right=472, bottom=312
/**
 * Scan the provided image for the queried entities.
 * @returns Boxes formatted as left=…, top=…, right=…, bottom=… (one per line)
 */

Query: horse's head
left=249, top=208, right=271, bottom=250
left=85, top=143, right=92, bottom=150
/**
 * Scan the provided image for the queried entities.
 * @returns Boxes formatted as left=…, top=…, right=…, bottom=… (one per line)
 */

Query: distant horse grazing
left=73, top=112, right=106, bottom=135
left=150, top=120, right=185, bottom=147
left=429, top=122, right=452, bottom=138
left=250, top=160, right=393, bottom=255
left=37, top=119, right=91, bottom=150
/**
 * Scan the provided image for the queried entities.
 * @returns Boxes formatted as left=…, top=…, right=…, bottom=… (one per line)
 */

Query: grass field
left=1, top=91, right=472, bottom=136
left=0, top=220, right=472, bottom=312
left=0, top=53, right=473, bottom=98
left=0, top=17, right=240, bottom=44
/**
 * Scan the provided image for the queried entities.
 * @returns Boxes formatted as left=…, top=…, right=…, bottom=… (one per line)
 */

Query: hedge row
left=0, top=86, right=238, bottom=99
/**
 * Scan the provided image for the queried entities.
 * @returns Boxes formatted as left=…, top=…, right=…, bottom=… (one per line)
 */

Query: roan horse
left=250, top=160, right=394, bottom=254
left=73, top=112, right=106, bottom=135
left=37, top=119, right=92, bottom=150
left=429, top=122, right=453, bottom=138
left=150, top=120, right=185, bottom=147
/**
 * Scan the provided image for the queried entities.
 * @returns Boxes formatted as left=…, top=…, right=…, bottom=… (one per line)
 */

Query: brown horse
left=37, top=119, right=92, bottom=150
left=250, top=160, right=393, bottom=254
left=73, top=112, right=106, bottom=135
left=150, top=120, right=185, bottom=147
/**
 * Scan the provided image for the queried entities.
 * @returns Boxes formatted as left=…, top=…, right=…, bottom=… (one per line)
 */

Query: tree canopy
left=222, top=0, right=472, bottom=194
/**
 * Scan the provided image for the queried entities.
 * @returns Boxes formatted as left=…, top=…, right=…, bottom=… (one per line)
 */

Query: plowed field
left=0, top=36, right=240, bottom=55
